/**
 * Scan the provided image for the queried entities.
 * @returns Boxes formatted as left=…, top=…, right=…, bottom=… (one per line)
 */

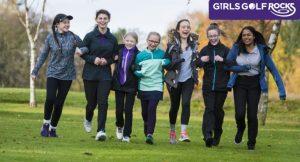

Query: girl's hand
left=100, top=58, right=107, bottom=65
left=114, top=55, right=119, bottom=61
left=94, top=57, right=101, bottom=65
left=31, top=75, right=36, bottom=80
left=75, top=47, right=83, bottom=56
left=215, top=55, right=224, bottom=62
left=201, top=56, right=209, bottom=62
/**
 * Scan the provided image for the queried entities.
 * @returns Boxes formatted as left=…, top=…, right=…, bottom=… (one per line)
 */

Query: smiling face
left=207, top=29, right=220, bottom=46
left=96, top=13, right=110, bottom=30
left=56, top=19, right=70, bottom=33
left=177, top=20, right=191, bottom=39
left=147, top=34, right=160, bottom=51
left=242, top=29, right=255, bottom=46
left=123, top=35, right=137, bottom=49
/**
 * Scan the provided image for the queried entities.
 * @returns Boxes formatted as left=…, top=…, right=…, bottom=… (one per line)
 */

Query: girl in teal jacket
left=134, top=32, right=170, bottom=144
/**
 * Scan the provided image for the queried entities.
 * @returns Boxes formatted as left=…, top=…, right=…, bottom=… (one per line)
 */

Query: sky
left=42, top=0, right=209, bottom=39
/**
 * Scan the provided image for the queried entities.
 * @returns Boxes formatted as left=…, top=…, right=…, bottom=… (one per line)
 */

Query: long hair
left=52, top=14, right=62, bottom=53
left=235, top=26, right=267, bottom=54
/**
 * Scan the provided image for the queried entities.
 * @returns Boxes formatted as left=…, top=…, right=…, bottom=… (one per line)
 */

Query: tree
left=258, top=20, right=282, bottom=125
left=13, top=0, right=47, bottom=107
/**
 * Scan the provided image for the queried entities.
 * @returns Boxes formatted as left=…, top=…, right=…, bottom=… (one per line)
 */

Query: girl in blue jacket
left=226, top=26, right=286, bottom=150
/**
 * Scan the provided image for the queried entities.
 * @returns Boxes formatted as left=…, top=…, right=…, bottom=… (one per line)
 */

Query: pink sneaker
left=179, top=131, right=190, bottom=142
left=169, top=130, right=177, bottom=144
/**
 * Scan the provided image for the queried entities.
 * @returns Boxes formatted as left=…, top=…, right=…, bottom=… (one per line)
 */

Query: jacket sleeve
left=224, top=44, right=251, bottom=72
left=80, top=34, right=97, bottom=64
left=164, top=43, right=184, bottom=70
left=31, top=35, right=50, bottom=76
left=195, top=48, right=206, bottom=68
left=265, top=54, right=286, bottom=100
left=106, top=38, right=118, bottom=65
left=74, top=34, right=89, bottom=54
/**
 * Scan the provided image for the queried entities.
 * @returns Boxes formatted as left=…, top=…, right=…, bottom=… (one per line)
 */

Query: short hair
left=147, top=32, right=161, bottom=42
left=96, top=9, right=111, bottom=19
left=124, top=32, right=139, bottom=43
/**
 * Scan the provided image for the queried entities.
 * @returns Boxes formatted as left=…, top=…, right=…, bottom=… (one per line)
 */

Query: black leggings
left=115, top=91, right=136, bottom=137
left=44, top=77, right=72, bottom=127
left=167, top=78, right=194, bottom=125
left=83, top=80, right=111, bottom=132
left=233, top=75, right=261, bottom=145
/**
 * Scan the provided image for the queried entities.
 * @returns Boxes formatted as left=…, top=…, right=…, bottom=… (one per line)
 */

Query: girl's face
left=242, top=29, right=255, bottom=46
left=96, top=13, right=109, bottom=29
left=207, top=29, right=220, bottom=46
left=56, top=19, right=70, bottom=33
left=123, top=35, right=137, bottom=49
left=147, top=34, right=160, bottom=51
left=177, top=21, right=191, bottom=39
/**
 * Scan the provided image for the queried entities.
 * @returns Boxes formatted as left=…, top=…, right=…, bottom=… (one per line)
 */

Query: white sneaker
left=122, top=136, right=130, bottom=143
left=116, top=127, right=123, bottom=140
left=83, top=119, right=92, bottom=133
left=95, top=131, right=106, bottom=141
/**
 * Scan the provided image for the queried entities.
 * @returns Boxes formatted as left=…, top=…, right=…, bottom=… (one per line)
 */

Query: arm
left=80, top=34, right=97, bottom=64
left=31, top=36, right=50, bottom=76
left=106, top=38, right=119, bottom=65
left=164, top=44, right=184, bottom=70
left=224, top=44, right=251, bottom=72
left=74, top=34, right=88, bottom=54
left=265, top=54, right=286, bottom=100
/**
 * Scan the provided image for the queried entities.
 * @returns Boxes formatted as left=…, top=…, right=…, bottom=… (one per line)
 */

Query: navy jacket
left=226, top=43, right=286, bottom=100
left=81, top=27, right=118, bottom=81
left=112, top=44, right=139, bottom=94
left=198, top=42, right=230, bottom=92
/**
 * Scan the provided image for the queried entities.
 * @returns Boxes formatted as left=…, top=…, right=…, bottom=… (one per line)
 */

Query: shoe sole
left=146, top=139, right=153, bottom=145
left=234, top=140, right=243, bottom=145
left=179, top=138, right=191, bottom=142
left=96, top=136, right=106, bottom=141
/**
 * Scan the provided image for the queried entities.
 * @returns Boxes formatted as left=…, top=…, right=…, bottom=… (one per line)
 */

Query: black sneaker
left=234, top=130, right=244, bottom=144
left=247, top=144, right=255, bottom=150
left=146, top=134, right=154, bottom=145
left=40, top=123, right=49, bottom=137
left=212, top=136, right=221, bottom=146
left=204, top=137, right=213, bottom=147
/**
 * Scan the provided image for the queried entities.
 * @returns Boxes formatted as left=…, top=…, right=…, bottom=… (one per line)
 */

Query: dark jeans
left=115, top=90, right=136, bottom=137
left=167, top=78, right=194, bottom=125
left=202, top=91, right=227, bottom=139
left=140, top=99, right=159, bottom=136
left=83, top=80, right=111, bottom=132
left=233, top=75, right=261, bottom=145
left=44, top=77, right=72, bottom=127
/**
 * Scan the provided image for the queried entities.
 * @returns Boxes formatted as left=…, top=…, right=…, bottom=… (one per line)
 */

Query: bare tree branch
left=34, top=0, right=46, bottom=42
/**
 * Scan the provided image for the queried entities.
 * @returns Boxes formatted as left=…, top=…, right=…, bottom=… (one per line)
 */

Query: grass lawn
left=0, top=88, right=299, bottom=162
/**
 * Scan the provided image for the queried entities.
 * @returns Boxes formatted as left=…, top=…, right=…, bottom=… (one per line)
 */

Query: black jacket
left=198, top=42, right=230, bottom=92
left=112, top=44, right=139, bottom=94
left=81, top=27, right=118, bottom=81
left=164, top=30, right=199, bottom=88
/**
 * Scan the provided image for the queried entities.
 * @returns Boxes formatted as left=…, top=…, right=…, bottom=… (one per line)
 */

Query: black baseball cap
left=55, top=13, right=73, bottom=22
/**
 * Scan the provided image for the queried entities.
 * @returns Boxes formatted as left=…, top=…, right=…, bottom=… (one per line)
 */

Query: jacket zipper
left=212, top=49, right=217, bottom=91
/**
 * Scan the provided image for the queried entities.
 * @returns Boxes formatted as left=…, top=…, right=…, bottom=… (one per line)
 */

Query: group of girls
left=31, top=9, right=286, bottom=150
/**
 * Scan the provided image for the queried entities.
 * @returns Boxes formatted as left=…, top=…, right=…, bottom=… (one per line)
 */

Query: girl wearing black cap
left=80, top=9, right=118, bottom=141
left=31, top=13, right=87, bottom=137
left=198, top=23, right=230, bottom=147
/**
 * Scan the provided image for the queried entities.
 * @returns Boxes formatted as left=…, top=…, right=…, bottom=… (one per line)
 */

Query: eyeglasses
left=147, top=39, right=160, bottom=44
left=207, top=35, right=219, bottom=38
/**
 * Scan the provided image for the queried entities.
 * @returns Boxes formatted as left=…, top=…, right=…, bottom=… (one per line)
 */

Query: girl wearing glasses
left=134, top=32, right=170, bottom=144
left=198, top=23, right=230, bottom=147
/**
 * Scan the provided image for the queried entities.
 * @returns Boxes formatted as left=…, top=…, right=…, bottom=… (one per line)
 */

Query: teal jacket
left=134, top=48, right=170, bottom=92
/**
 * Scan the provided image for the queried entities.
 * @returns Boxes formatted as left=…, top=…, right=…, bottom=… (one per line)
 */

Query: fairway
left=0, top=88, right=299, bottom=162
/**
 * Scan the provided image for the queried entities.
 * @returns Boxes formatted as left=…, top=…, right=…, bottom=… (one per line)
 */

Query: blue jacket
left=226, top=44, right=286, bottom=100
left=32, top=31, right=87, bottom=80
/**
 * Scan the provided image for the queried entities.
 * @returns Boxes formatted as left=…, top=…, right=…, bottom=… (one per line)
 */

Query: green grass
left=0, top=88, right=299, bottom=162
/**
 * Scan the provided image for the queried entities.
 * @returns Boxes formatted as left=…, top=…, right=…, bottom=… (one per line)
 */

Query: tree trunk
left=29, top=43, right=36, bottom=107
left=258, top=20, right=281, bottom=126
